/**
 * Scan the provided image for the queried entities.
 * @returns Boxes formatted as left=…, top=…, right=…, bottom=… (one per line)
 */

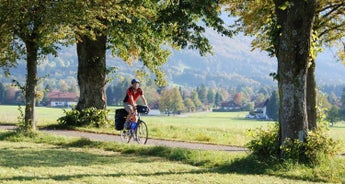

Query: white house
left=47, top=90, right=78, bottom=107
left=254, top=99, right=269, bottom=120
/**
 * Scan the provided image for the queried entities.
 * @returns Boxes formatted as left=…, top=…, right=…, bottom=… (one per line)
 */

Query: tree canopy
left=0, top=0, right=74, bottom=129
left=72, top=0, right=234, bottom=110
left=221, top=0, right=345, bottom=59
left=1, top=0, right=235, bottom=128
left=221, top=0, right=344, bottom=142
left=69, top=0, right=234, bottom=86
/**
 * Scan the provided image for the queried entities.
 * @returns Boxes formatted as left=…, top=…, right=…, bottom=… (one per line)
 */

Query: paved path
left=0, top=125, right=248, bottom=152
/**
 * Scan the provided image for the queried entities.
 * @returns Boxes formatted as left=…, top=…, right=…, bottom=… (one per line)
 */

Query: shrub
left=246, top=124, right=280, bottom=160
left=304, top=128, right=338, bottom=165
left=280, top=128, right=338, bottom=165
left=17, top=105, right=31, bottom=132
left=280, top=138, right=306, bottom=162
left=247, top=124, right=339, bottom=165
left=58, top=107, right=111, bottom=128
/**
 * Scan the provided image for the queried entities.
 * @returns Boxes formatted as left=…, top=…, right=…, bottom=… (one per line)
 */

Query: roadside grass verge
left=0, top=105, right=272, bottom=146
left=75, top=111, right=274, bottom=147
left=0, top=130, right=344, bottom=183
left=1, top=105, right=344, bottom=151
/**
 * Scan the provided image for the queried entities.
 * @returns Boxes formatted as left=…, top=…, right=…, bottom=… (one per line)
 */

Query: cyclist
left=123, top=79, right=149, bottom=129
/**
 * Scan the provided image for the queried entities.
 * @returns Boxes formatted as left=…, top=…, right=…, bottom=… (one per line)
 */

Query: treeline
left=325, top=88, right=345, bottom=124
left=106, top=78, right=275, bottom=113
left=2, top=78, right=345, bottom=123
left=0, top=81, right=77, bottom=106
left=106, top=78, right=345, bottom=122
left=0, top=82, right=24, bottom=105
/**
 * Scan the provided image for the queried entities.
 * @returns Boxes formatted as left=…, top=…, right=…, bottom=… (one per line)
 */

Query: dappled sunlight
left=0, top=129, right=344, bottom=183
left=0, top=140, right=207, bottom=183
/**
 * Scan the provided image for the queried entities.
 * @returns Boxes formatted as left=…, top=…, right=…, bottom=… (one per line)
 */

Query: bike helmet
left=131, top=79, right=140, bottom=84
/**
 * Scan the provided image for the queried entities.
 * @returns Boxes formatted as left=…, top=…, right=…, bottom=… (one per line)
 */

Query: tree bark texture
left=274, top=0, right=316, bottom=142
left=307, top=60, right=317, bottom=130
left=76, top=34, right=107, bottom=111
left=25, top=41, right=38, bottom=130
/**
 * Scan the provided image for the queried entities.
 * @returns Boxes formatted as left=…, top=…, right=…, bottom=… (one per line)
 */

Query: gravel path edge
left=0, top=125, right=248, bottom=152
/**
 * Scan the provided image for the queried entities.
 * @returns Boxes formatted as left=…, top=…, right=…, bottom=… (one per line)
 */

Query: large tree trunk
left=25, top=41, right=38, bottom=130
left=274, top=0, right=316, bottom=142
left=76, top=34, right=107, bottom=111
left=307, top=60, right=317, bottom=130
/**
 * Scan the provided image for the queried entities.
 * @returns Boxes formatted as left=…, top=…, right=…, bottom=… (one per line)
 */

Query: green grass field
left=0, top=105, right=274, bottom=146
left=1, top=105, right=344, bottom=149
left=1, top=105, right=345, bottom=183
left=0, top=130, right=344, bottom=183
left=0, top=105, right=67, bottom=125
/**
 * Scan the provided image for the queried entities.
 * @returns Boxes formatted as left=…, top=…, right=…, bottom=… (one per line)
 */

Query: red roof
left=47, top=90, right=78, bottom=100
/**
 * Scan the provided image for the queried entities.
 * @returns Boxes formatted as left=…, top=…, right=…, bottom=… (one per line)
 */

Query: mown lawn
left=1, top=105, right=344, bottom=183
left=1, top=130, right=344, bottom=184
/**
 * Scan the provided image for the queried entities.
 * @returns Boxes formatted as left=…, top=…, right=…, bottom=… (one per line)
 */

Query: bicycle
left=119, top=105, right=149, bottom=144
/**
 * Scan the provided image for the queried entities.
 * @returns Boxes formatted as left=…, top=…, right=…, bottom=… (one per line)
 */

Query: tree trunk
left=307, top=60, right=317, bottom=130
left=25, top=41, right=38, bottom=130
left=274, top=0, right=316, bottom=142
left=76, top=34, right=107, bottom=111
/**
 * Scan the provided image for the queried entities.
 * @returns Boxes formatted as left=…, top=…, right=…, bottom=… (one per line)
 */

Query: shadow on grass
left=213, top=155, right=271, bottom=174
left=126, top=146, right=271, bottom=174
left=0, top=122, right=16, bottom=126
left=0, top=144, right=121, bottom=169
left=0, top=135, right=155, bottom=169
left=119, top=145, right=334, bottom=183
left=0, top=132, right=211, bottom=183
left=0, top=169, right=207, bottom=183
left=65, top=137, right=101, bottom=147
left=0, top=131, right=15, bottom=140
left=0, top=131, right=335, bottom=183
left=39, top=124, right=77, bottom=130
left=211, top=155, right=332, bottom=183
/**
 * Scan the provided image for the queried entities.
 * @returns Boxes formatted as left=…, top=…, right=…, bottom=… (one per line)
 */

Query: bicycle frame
left=120, top=109, right=148, bottom=144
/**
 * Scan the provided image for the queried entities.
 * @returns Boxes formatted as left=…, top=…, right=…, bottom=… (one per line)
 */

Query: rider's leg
left=128, top=113, right=138, bottom=129
left=124, top=103, right=135, bottom=129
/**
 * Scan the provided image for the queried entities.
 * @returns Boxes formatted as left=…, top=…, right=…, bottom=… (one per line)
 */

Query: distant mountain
left=163, top=29, right=345, bottom=89
left=161, top=30, right=278, bottom=88
left=2, top=28, right=345, bottom=93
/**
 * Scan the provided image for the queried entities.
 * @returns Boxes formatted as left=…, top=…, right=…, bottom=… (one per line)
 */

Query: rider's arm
left=141, top=95, right=148, bottom=107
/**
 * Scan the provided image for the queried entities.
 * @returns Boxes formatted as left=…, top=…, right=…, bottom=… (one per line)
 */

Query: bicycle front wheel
left=135, top=120, right=148, bottom=144
left=120, top=129, right=132, bottom=143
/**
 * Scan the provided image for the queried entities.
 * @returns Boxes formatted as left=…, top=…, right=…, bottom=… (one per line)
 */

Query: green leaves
left=0, top=0, right=74, bottom=59
left=278, top=1, right=291, bottom=11
left=157, top=0, right=231, bottom=56
left=58, top=108, right=111, bottom=128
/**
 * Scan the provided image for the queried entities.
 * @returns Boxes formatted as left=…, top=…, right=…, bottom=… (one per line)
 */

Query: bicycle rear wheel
left=120, top=129, right=132, bottom=143
left=135, top=120, right=148, bottom=144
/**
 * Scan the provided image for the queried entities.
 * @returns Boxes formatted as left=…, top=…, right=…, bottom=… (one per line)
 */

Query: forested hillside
left=1, top=28, right=345, bottom=95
